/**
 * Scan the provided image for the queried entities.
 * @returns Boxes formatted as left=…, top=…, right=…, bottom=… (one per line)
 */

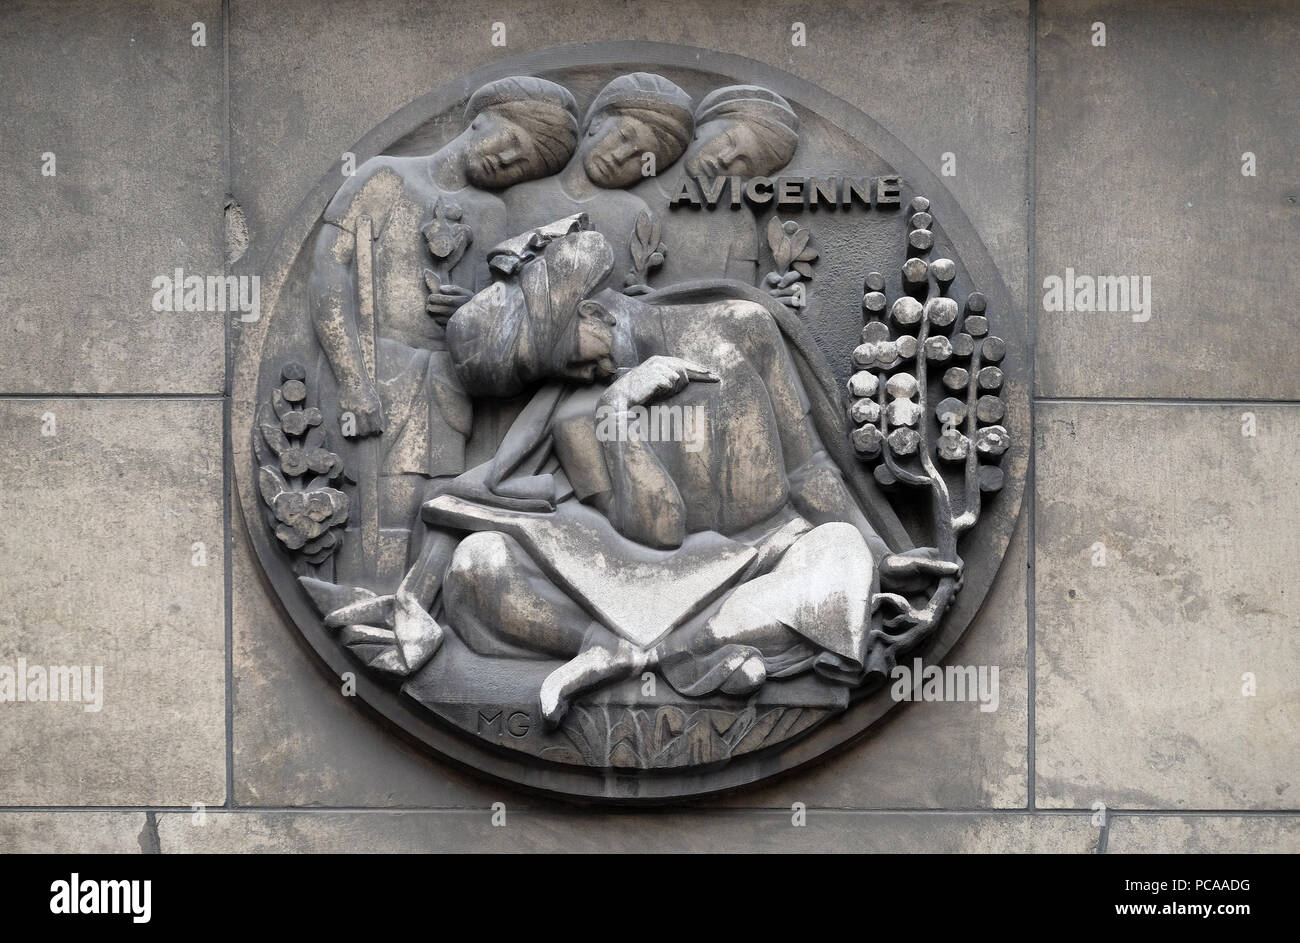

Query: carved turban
left=447, top=229, right=615, bottom=397
left=584, top=72, right=694, bottom=163
left=694, top=85, right=800, bottom=171
left=465, top=76, right=580, bottom=174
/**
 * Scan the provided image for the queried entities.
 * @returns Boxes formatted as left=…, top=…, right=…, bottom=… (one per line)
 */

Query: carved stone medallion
left=233, top=43, right=1027, bottom=801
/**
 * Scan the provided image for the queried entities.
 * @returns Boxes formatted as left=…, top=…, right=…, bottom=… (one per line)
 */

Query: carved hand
left=338, top=381, right=384, bottom=437
left=425, top=280, right=475, bottom=323
left=763, top=270, right=804, bottom=308
left=599, top=355, right=719, bottom=410
left=879, top=547, right=962, bottom=592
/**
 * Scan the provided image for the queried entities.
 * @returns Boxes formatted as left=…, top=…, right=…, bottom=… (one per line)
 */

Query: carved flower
left=848, top=397, right=880, bottom=424
left=885, top=372, right=919, bottom=399
left=855, top=323, right=899, bottom=371
left=626, top=210, right=667, bottom=289
left=279, top=444, right=341, bottom=479
left=851, top=423, right=882, bottom=458
left=305, top=490, right=340, bottom=522
left=423, top=198, right=472, bottom=270
left=886, top=427, right=920, bottom=456
left=255, top=362, right=349, bottom=568
left=937, top=427, right=970, bottom=462
left=279, top=406, right=322, bottom=437
left=768, top=217, right=819, bottom=277
left=847, top=371, right=878, bottom=398
left=272, top=487, right=349, bottom=550
left=859, top=321, right=925, bottom=372
left=280, top=378, right=307, bottom=404
left=853, top=339, right=901, bottom=372
left=975, top=425, right=1011, bottom=458
left=306, top=446, right=342, bottom=476
left=886, top=399, right=922, bottom=427
left=279, top=447, right=309, bottom=477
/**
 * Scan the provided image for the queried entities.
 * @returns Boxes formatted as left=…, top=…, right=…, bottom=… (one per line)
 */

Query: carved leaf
left=626, top=210, right=667, bottom=286
left=634, top=209, right=653, bottom=246
left=301, top=530, right=338, bottom=558
left=258, top=465, right=287, bottom=506
left=257, top=403, right=289, bottom=455
left=251, top=424, right=269, bottom=465
left=445, top=226, right=470, bottom=270
left=787, top=226, right=810, bottom=260
left=271, top=387, right=292, bottom=422
left=766, top=215, right=784, bottom=255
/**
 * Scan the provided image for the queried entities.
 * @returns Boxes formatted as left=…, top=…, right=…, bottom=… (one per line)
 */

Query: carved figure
left=504, top=73, right=692, bottom=290
left=308, top=76, right=579, bottom=585
left=422, top=228, right=956, bottom=722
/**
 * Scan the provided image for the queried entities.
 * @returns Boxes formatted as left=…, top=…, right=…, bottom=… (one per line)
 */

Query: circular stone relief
left=233, top=43, right=1027, bottom=801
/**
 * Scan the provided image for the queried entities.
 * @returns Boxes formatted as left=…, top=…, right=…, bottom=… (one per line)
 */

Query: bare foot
left=538, top=642, right=649, bottom=726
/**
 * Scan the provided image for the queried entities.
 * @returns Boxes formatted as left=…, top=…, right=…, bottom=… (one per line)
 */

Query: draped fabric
left=435, top=277, right=912, bottom=552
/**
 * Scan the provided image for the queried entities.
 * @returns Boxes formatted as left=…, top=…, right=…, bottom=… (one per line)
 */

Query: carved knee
left=443, top=531, right=512, bottom=606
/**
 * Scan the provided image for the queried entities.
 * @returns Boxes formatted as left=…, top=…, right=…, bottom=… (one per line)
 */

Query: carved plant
left=625, top=209, right=666, bottom=291
left=847, top=198, right=1010, bottom=671
left=253, top=362, right=349, bottom=569
left=422, top=197, right=472, bottom=271
left=767, top=216, right=819, bottom=279
left=558, top=703, right=826, bottom=769
left=422, top=196, right=473, bottom=308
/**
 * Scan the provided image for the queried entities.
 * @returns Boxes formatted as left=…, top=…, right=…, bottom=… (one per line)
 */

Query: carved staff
left=354, top=214, right=379, bottom=565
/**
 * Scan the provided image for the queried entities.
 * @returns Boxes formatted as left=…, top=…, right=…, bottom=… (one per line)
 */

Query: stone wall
left=0, top=0, right=1295, bottom=853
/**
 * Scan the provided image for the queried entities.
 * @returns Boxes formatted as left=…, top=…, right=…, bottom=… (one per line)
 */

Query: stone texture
left=234, top=514, right=1027, bottom=810
left=229, top=0, right=1028, bottom=311
left=1035, top=0, right=1300, bottom=398
left=157, top=809, right=1097, bottom=853
left=231, top=511, right=531, bottom=807
left=228, top=1, right=1031, bottom=807
left=0, top=400, right=225, bottom=805
left=720, top=511, right=1029, bottom=809
left=1107, top=814, right=1300, bottom=854
left=1035, top=403, right=1300, bottom=809
left=0, top=812, right=151, bottom=853
left=0, top=0, right=1292, bottom=853
left=0, top=0, right=225, bottom=394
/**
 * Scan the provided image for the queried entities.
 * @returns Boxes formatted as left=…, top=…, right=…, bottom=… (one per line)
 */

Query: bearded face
left=581, top=114, right=661, bottom=189
left=684, top=120, right=769, bottom=179
left=463, top=113, right=545, bottom=189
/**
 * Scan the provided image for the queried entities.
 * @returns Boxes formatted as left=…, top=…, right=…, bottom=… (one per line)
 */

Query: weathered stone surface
left=231, top=514, right=531, bottom=807
left=0, top=0, right=225, bottom=394
left=720, top=513, right=1029, bottom=809
left=157, top=809, right=1097, bottom=853
left=1036, top=0, right=1300, bottom=398
left=229, top=0, right=1027, bottom=312
left=235, top=48, right=1026, bottom=798
left=1035, top=403, right=1300, bottom=809
left=0, top=812, right=151, bottom=853
left=0, top=0, right=1289, bottom=851
left=0, top=400, right=225, bottom=805
left=1107, top=814, right=1300, bottom=854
